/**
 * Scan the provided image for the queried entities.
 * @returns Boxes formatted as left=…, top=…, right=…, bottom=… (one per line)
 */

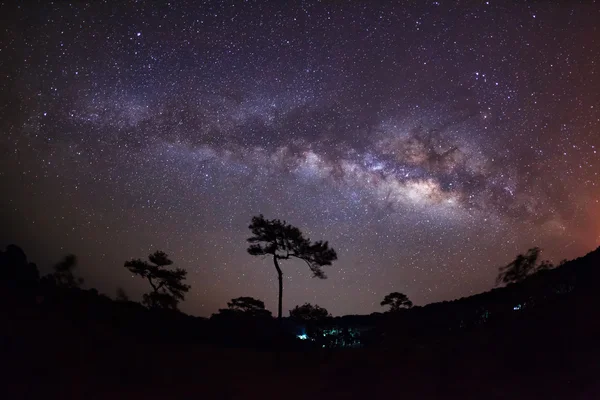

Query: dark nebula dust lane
left=1, top=1, right=599, bottom=316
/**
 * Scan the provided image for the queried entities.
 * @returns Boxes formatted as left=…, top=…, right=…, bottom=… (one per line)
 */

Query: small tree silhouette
left=247, top=214, right=337, bottom=319
left=0, top=244, right=40, bottom=288
left=115, top=287, right=130, bottom=302
left=496, top=247, right=553, bottom=286
left=289, top=303, right=330, bottom=321
left=381, top=292, right=413, bottom=312
left=124, top=251, right=190, bottom=310
left=51, top=254, right=84, bottom=288
left=214, top=296, right=272, bottom=318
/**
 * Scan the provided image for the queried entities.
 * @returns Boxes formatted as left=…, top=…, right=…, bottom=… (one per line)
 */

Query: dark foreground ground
left=5, top=266, right=600, bottom=400
left=4, top=314, right=600, bottom=400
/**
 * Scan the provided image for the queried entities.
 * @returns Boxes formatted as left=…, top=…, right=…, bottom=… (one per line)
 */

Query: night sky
left=1, top=1, right=599, bottom=317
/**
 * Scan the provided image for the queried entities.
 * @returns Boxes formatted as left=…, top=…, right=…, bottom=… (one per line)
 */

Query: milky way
left=1, top=1, right=599, bottom=316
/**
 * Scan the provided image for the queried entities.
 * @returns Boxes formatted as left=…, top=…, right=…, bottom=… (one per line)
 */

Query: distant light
left=513, top=304, right=522, bottom=311
left=297, top=333, right=308, bottom=340
left=137, top=32, right=141, bottom=37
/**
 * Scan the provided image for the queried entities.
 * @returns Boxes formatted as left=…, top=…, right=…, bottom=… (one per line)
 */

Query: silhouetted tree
left=538, top=259, right=554, bottom=271
left=124, top=251, right=190, bottom=310
left=0, top=244, right=39, bottom=288
left=247, top=214, right=337, bottom=319
left=214, top=296, right=272, bottom=318
left=381, top=292, right=413, bottom=312
left=289, top=303, right=330, bottom=321
left=496, top=247, right=553, bottom=285
left=115, top=287, right=129, bottom=302
left=50, top=254, right=84, bottom=288
left=289, top=303, right=332, bottom=346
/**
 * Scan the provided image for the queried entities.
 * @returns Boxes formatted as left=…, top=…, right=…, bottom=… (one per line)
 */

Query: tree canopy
left=214, top=296, right=272, bottom=318
left=124, top=251, right=190, bottom=310
left=0, top=244, right=40, bottom=288
left=381, top=292, right=413, bottom=312
left=247, top=214, right=337, bottom=279
left=496, top=247, right=553, bottom=286
left=289, top=303, right=331, bottom=321
left=115, top=287, right=130, bottom=302
left=50, top=254, right=84, bottom=289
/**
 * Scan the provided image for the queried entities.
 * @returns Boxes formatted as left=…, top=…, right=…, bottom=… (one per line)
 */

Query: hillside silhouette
left=2, top=243, right=600, bottom=399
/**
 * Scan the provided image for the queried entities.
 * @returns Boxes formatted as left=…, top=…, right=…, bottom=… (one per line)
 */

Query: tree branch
left=289, top=254, right=313, bottom=270
left=147, top=276, right=158, bottom=292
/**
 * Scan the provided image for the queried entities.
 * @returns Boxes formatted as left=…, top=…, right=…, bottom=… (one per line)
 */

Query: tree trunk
left=273, top=256, right=283, bottom=319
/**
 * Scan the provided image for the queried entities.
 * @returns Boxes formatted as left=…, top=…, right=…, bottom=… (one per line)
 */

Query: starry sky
left=1, top=1, right=599, bottom=317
